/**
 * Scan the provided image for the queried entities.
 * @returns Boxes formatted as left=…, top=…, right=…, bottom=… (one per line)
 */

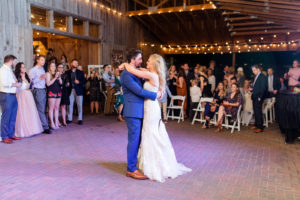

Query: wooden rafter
left=127, top=3, right=215, bottom=16
left=231, top=29, right=298, bottom=36
left=231, top=25, right=288, bottom=32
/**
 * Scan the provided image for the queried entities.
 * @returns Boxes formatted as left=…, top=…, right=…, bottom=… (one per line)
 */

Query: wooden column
left=83, top=20, right=89, bottom=36
left=232, top=52, right=236, bottom=68
left=46, top=10, right=54, bottom=29
left=66, top=16, right=73, bottom=33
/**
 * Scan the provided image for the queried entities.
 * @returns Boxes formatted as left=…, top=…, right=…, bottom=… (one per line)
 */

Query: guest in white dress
left=14, top=62, right=43, bottom=137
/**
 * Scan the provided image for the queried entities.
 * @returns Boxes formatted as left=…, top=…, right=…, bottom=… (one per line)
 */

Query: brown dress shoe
left=255, top=129, right=263, bottom=133
left=126, top=170, right=148, bottom=180
left=250, top=126, right=257, bottom=130
left=10, top=136, right=21, bottom=140
left=2, top=138, right=13, bottom=144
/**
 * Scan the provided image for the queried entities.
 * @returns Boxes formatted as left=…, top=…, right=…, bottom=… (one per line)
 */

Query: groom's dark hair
left=127, top=49, right=142, bottom=63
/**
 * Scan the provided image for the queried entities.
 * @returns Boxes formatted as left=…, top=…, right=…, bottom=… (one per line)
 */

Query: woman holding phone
left=46, top=62, right=62, bottom=130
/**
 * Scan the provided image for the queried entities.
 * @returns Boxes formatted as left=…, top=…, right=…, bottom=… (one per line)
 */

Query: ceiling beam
left=133, top=16, right=163, bottom=42
left=132, top=0, right=148, bottom=8
left=231, top=29, right=298, bottom=36
left=127, top=3, right=215, bottom=16
left=230, top=25, right=288, bottom=32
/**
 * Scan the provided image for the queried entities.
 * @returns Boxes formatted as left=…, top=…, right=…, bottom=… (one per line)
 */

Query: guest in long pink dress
left=14, top=62, right=43, bottom=137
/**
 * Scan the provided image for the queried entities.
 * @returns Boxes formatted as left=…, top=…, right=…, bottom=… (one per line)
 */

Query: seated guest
left=224, top=66, right=234, bottom=86
left=30, top=55, right=51, bottom=134
left=159, top=85, right=172, bottom=123
left=203, top=82, right=226, bottom=129
left=279, top=77, right=287, bottom=91
left=87, top=70, right=101, bottom=115
left=0, top=55, right=22, bottom=144
left=228, top=77, right=237, bottom=94
left=240, top=80, right=253, bottom=126
left=58, top=63, right=71, bottom=126
left=189, top=79, right=202, bottom=121
left=46, top=62, right=62, bottom=130
left=66, top=59, right=86, bottom=125
left=15, top=62, right=43, bottom=137
left=208, top=68, right=216, bottom=94
left=250, top=65, right=268, bottom=133
left=114, top=67, right=125, bottom=122
left=267, top=68, right=280, bottom=97
left=236, top=67, right=245, bottom=88
left=223, top=79, right=229, bottom=92
left=216, top=83, right=242, bottom=132
left=103, top=64, right=116, bottom=115
left=285, top=59, right=300, bottom=88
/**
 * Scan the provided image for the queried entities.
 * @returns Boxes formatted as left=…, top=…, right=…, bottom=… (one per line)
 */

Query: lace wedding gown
left=137, top=81, right=192, bottom=183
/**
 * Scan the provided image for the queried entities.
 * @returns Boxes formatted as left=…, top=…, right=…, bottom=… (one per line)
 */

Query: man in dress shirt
left=66, top=59, right=86, bottom=125
left=0, top=55, right=22, bottom=144
left=286, top=59, right=300, bottom=88
left=267, top=68, right=280, bottom=98
left=29, top=55, right=51, bottom=134
left=250, top=65, right=268, bottom=133
left=103, top=64, right=116, bottom=115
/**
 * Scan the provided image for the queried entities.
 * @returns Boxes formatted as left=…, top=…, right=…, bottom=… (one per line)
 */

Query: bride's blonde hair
left=149, top=54, right=166, bottom=92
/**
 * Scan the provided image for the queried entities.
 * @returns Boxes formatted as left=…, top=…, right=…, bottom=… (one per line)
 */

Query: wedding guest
left=88, top=70, right=101, bottom=114
left=236, top=67, right=245, bottom=87
left=199, top=66, right=212, bottom=97
left=203, top=82, right=226, bottom=129
left=228, top=77, right=237, bottom=94
left=267, top=68, right=280, bottom=97
left=240, top=80, right=253, bottom=126
left=216, top=83, right=242, bottom=132
left=183, top=63, right=193, bottom=117
left=279, top=77, right=287, bottom=91
left=103, top=64, right=116, bottom=115
left=285, top=59, right=300, bottom=88
left=15, top=62, right=43, bottom=137
left=224, top=66, right=234, bottom=86
left=46, top=62, right=62, bottom=130
left=223, top=79, right=229, bottom=92
left=30, top=55, right=51, bottom=134
left=114, top=67, right=124, bottom=122
left=189, top=79, right=202, bottom=121
left=158, top=85, right=172, bottom=123
left=0, top=55, right=22, bottom=144
left=221, top=65, right=230, bottom=83
left=167, top=65, right=178, bottom=96
left=208, top=68, right=216, bottom=94
left=66, top=59, right=86, bottom=125
left=58, top=63, right=70, bottom=126
left=250, top=65, right=268, bottom=133
left=174, top=69, right=187, bottom=117
left=60, top=54, right=69, bottom=70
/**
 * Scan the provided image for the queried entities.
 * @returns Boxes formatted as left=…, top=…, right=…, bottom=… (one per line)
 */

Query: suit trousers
left=124, top=117, right=142, bottom=172
left=0, top=93, right=18, bottom=139
left=32, top=88, right=49, bottom=130
left=68, top=89, right=83, bottom=121
left=253, top=98, right=264, bottom=129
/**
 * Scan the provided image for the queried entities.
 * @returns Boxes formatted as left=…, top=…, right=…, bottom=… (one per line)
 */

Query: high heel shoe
left=215, top=123, right=223, bottom=132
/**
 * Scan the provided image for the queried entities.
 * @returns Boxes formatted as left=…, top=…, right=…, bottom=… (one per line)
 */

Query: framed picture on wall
left=111, top=50, right=124, bottom=67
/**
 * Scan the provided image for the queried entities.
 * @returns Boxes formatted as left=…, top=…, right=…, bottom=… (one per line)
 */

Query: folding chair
left=191, top=97, right=213, bottom=125
left=224, top=105, right=242, bottom=133
left=167, top=95, right=186, bottom=123
left=263, top=98, right=273, bottom=127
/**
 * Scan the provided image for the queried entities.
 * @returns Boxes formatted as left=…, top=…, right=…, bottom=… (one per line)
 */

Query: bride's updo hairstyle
left=149, top=54, right=166, bottom=92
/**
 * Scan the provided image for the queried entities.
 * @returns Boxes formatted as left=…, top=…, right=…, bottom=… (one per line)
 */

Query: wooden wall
left=0, top=0, right=158, bottom=69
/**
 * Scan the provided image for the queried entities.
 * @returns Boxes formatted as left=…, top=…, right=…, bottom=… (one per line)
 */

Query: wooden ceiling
left=127, top=0, right=300, bottom=45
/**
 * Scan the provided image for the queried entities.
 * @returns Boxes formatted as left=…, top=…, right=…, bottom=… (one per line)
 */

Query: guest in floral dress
left=216, top=83, right=242, bottom=132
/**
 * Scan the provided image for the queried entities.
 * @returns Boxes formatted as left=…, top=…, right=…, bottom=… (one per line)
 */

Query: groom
left=121, top=49, right=161, bottom=180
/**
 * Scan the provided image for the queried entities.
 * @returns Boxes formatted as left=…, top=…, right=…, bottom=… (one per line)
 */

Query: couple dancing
left=120, top=50, right=191, bottom=183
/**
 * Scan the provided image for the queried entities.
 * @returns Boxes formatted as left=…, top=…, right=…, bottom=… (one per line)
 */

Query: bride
left=121, top=54, right=191, bottom=182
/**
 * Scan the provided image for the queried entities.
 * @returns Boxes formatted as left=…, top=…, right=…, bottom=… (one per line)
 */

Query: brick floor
left=0, top=114, right=299, bottom=200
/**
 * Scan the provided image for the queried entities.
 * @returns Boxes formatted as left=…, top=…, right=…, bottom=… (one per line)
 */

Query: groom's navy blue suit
left=121, top=69, right=157, bottom=172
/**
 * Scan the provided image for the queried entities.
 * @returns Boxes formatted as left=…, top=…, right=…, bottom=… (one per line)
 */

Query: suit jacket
left=267, top=75, right=281, bottom=91
left=66, top=69, right=86, bottom=96
left=121, top=69, right=157, bottom=118
left=252, top=73, right=268, bottom=100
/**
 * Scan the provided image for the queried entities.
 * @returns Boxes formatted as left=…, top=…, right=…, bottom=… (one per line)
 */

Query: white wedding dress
left=137, top=81, right=192, bottom=183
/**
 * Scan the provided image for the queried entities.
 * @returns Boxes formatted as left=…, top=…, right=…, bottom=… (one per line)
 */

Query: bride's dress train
left=138, top=81, right=191, bottom=183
